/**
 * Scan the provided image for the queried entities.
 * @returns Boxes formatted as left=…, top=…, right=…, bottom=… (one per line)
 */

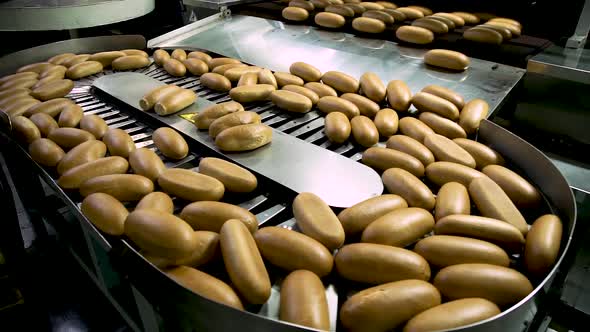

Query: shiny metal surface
left=0, top=0, right=154, bottom=31
left=149, top=15, right=525, bottom=114
left=448, top=120, right=577, bottom=331
left=92, top=72, right=383, bottom=208
left=558, top=191, right=590, bottom=319
left=499, top=65, right=590, bottom=195
left=111, top=239, right=315, bottom=332
left=528, top=45, right=590, bottom=84
left=0, top=34, right=146, bottom=76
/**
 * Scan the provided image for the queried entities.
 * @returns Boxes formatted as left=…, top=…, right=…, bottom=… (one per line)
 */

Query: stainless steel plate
left=148, top=15, right=525, bottom=115
left=92, top=72, right=383, bottom=208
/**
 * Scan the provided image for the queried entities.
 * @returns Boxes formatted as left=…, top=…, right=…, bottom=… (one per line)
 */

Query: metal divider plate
left=92, top=72, right=383, bottom=208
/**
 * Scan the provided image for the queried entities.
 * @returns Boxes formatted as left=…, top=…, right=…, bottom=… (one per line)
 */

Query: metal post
left=566, top=0, right=590, bottom=48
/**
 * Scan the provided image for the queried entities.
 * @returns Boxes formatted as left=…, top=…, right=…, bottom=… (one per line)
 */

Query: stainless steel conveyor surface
left=149, top=15, right=525, bottom=115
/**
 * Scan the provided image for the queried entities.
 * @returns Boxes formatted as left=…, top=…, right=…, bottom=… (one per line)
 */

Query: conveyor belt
left=31, top=66, right=298, bottom=253
left=141, top=64, right=369, bottom=161
left=0, top=33, right=575, bottom=332
left=67, top=53, right=571, bottom=228
left=78, top=62, right=375, bottom=163
left=230, top=1, right=551, bottom=68
left=148, top=15, right=526, bottom=116
left=8, top=62, right=345, bottom=331
left=45, top=55, right=383, bottom=244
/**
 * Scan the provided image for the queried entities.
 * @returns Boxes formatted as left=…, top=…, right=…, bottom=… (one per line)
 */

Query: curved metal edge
left=449, top=119, right=577, bottom=332
left=0, top=35, right=147, bottom=76
left=107, top=122, right=579, bottom=332
left=110, top=240, right=321, bottom=332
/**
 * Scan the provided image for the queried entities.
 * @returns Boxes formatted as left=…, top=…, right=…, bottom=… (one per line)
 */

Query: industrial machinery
left=1, top=1, right=589, bottom=331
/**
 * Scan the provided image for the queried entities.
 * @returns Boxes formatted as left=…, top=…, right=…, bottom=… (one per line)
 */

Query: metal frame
left=527, top=44, right=590, bottom=85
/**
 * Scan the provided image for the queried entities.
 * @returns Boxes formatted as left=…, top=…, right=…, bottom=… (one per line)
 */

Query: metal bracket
left=566, top=0, right=590, bottom=48
left=147, top=13, right=224, bottom=48
left=220, top=5, right=231, bottom=18
left=188, top=9, right=197, bottom=23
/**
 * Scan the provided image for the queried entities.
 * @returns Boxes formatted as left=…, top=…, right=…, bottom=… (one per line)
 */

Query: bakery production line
left=0, top=1, right=589, bottom=331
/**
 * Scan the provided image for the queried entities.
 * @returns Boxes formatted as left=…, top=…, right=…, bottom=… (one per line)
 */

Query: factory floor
left=0, top=153, right=129, bottom=332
